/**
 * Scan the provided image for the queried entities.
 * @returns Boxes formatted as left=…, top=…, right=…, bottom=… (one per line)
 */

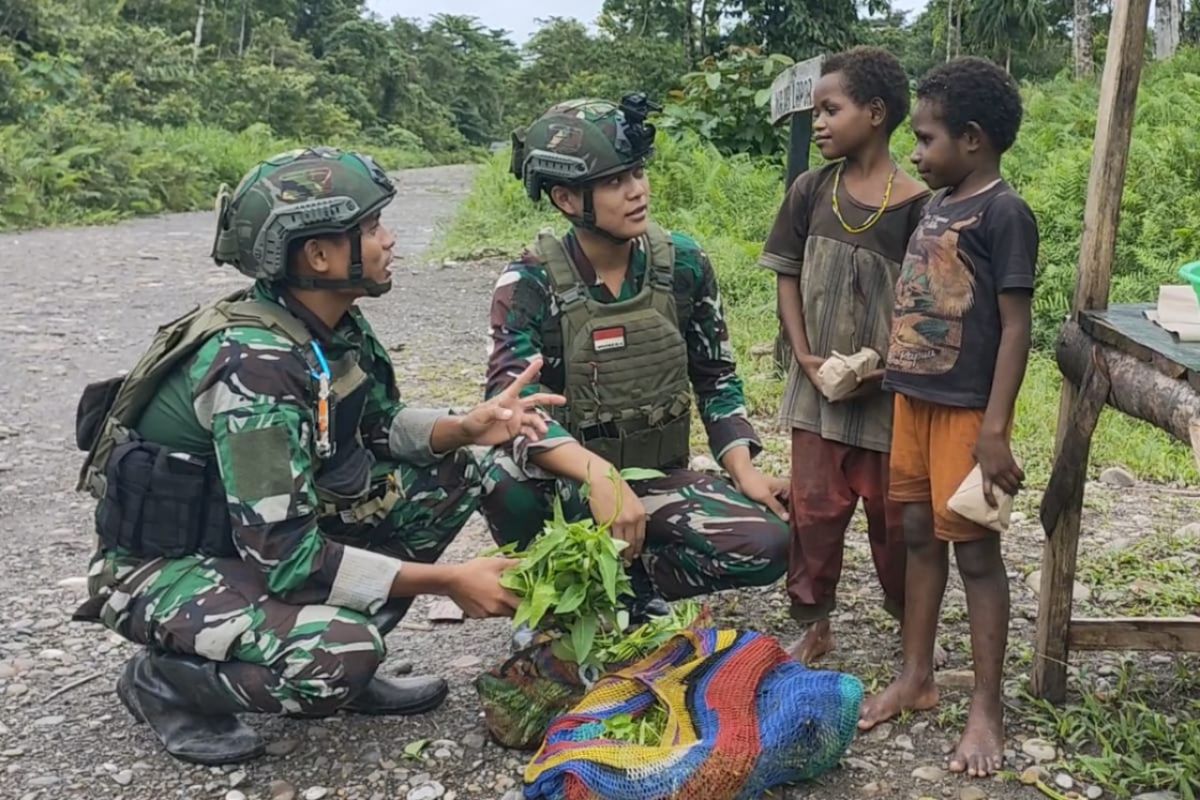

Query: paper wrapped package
left=946, top=463, right=1013, bottom=533
left=814, top=348, right=881, bottom=402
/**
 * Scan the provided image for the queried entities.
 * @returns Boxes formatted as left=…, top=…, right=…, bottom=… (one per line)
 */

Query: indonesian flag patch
left=592, top=326, right=627, bottom=352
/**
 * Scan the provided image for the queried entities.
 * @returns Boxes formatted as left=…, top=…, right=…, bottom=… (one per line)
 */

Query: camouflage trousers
left=79, top=449, right=480, bottom=717
left=479, top=450, right=788, bottom=599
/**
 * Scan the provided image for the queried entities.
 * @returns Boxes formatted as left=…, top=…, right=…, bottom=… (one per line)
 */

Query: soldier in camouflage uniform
left=72, top=147, right=562, bottom=765
left=479, top=96, right=790, bottom=602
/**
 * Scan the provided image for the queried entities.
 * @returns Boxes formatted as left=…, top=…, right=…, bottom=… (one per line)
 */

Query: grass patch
left=438, top=136, right=1199, bottom=487
left=0, top=114, right=441, bottom=232
left=1021, top=663, right=1200, bottom=799
left=1078, top=529, right=1200, bottom=616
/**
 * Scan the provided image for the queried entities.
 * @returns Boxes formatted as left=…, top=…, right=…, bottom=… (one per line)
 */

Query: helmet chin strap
left=286, top=228, right=393, bottom=297
left=563, top=187, right=634, bottom=245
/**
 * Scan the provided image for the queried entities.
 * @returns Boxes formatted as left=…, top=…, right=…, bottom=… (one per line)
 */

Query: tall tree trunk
left=1074, top=0, right=1093, bottom=77
left=683, top=0, right=695, bottom=64
left=946, top=0, right=954, bottom=61
left=1155, top=0, right=1182, bottom=58
left=238, top=0, right=247, bottom=58
left=192, top=0, right=205, bottom=65
left=1005, top=45, right=1012, bottom=73
left=700, top=0, right=712, bottom=58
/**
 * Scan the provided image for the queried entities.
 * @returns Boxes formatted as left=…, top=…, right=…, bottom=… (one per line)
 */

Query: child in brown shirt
left=759, top=47, right=929, bottom=664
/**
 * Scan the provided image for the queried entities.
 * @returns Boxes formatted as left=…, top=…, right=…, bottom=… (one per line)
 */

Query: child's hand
left=832, top=369, right=884, bottom=403
left=973, top=431, right=1024, bottom=507
left=797, top=354, right=825, bottom=384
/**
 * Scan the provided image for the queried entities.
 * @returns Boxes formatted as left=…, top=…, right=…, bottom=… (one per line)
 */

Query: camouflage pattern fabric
left=512, top=98, right=655, bottom=202
left=486, top=229, right=760, bottom=466
left=82, top=445, right=479, bottom=715
left=79, top=279, right=480, bottom=715
left=480, top=449, right=787, bottom=599
left=212, top=146, right=395, bottom=282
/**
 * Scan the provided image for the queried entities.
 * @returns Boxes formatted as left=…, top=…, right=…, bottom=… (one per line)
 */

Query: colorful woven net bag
left=521, top=626, right=863, bottom=800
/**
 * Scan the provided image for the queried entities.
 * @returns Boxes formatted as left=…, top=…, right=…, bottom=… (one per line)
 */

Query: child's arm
left=778, top=275, right=824, bottom=383
left=975, top=290, right=1032, bottom=506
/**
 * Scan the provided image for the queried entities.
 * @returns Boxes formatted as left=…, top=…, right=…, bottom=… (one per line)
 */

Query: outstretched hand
left=460, top=357, right=566, bottom=447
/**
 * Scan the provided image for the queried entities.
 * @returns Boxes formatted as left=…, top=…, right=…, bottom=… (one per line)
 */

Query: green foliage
left=497, top=484, right=636, bottom=669
left=0, top=113, right=433, bottom=231
left=601, top=704, right=668, bottom=746
left=1022, top=663, right=1200, bottom=799
left=503, top=17, right=687, bottom=133
left=1078, top=529, right=1200, bottom=617
left=495, top=467, right=702, bottom=669
left=657, top=46, right=794, bottom=157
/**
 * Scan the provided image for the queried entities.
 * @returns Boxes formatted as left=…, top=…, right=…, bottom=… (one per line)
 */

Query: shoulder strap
left=534, top=228, right=587, bottom=305
left=221, top=297, right=313, bottom=349
left=643, top=222, right=678, bottom=323
left=77, top=289, right=315, bottom=495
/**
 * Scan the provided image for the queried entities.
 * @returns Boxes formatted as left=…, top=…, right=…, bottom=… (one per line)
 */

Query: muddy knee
left=901, top=503, right=936, bottom=550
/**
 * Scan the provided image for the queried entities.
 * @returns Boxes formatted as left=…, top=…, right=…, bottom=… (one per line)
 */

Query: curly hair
left=820, top=46, right=911, bottom=134
left=916, top=57, right=1023, bottom=153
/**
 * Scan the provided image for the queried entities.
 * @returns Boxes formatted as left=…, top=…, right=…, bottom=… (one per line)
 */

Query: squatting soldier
left=72, top=147, right=560, bottom=765
left=480, top=95, right=790, bottom=605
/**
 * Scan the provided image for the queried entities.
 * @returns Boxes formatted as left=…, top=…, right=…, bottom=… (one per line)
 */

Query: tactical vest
left=535, top=223, right=692, bottom=470
left=74, top=288, right=397, bottom=560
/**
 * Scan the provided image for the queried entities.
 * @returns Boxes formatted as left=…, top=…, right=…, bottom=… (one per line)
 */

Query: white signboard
left=770, top=55, right=825, bottom=124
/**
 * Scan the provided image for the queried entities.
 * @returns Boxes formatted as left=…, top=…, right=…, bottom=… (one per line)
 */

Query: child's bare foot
left=857, top=673, right=938, bottom=731
left=948, top=698, right=1005, bottom=777
left=786, top=620, right=835, bottom=665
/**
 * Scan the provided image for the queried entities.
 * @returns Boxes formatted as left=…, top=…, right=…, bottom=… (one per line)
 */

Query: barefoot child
left=758, top=46, right=929, bottom=664
left=858, top=57, right=1036, bottom=780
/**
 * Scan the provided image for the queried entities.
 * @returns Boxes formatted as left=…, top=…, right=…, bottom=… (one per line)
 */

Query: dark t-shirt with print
left=882, top=181, right=1038, bottom=408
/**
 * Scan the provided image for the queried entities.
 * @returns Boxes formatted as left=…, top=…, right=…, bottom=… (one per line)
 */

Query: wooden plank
left=1069, top=0, right=1153, bottom=314
left=1033, top=0, right=1153, bottom=705
left=1081, top=305, right=1200, bottom=379
left=1040, top=342, right=1109, bottom=536
left=1069, top=618, right=1200, bottom=652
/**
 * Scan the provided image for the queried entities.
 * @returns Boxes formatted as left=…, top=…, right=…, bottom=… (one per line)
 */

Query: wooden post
left=1031, top=0, right=1154, bottom=703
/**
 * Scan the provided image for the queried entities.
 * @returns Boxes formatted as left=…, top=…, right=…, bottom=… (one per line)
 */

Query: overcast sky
left=366, top=0, right=932, bottom=46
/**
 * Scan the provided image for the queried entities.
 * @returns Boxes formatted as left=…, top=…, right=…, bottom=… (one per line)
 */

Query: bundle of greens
left=494, top=467, right=702, bottom=670
left=497, top=495, right=634, bottom=667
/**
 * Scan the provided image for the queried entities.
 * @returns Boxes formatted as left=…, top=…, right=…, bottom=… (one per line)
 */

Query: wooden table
left=1031, top=303, right=1200, bottom=702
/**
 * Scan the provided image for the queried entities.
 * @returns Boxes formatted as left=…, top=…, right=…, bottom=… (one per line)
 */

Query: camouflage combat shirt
left=119, top=280, right=446, bottom=614
left=487, top=227, right=761, bottom=469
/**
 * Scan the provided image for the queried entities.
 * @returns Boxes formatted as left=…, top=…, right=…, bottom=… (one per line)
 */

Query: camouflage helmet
left=211, top=146, right=396, bottom=288
left=510, top=93, right=659, bottom=203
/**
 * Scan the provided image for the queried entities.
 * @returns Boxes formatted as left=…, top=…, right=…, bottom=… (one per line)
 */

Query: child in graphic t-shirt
left=857, top=57, right=1038, bottom=782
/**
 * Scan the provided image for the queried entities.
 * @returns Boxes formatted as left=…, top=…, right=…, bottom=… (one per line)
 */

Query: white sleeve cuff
left=327, top=547, right=403, bottom=613
left=389, top=407, right=451, bottom=466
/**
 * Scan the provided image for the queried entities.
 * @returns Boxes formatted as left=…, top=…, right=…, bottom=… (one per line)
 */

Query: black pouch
left=75, top=377, right=124, bottom=451
left=97, top=436, right=234, bottom=559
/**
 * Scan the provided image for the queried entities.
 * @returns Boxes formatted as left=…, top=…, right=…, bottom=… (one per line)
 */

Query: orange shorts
left=888, top=393, right=999, bottom=543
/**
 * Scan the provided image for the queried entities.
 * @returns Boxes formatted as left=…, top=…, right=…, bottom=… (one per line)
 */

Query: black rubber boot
left=342, top=674, right=449, bottom=715
left=116, top=650, right=264, bottom=765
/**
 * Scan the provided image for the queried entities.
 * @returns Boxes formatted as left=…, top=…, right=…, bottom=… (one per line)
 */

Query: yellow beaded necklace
left=831, top=161, right=897, bottom=234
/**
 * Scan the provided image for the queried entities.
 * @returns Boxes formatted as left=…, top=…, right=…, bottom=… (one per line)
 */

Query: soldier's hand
left=733, top=467, right=791, bottom=522
left=446, top=557, right=521, bottom=618
left=460, top=357, right=566, bottom=446
left=589, top=476, right=647, bottom=561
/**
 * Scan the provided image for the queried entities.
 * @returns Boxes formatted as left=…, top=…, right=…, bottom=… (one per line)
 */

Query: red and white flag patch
left=592, top=326, right=627, bottom=352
